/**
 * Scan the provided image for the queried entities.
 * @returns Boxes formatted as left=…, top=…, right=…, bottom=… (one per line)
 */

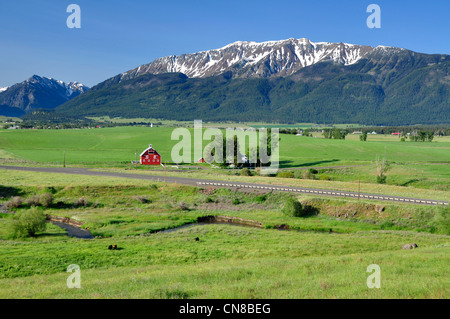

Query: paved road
left=1, top=165, right=448, bottom=206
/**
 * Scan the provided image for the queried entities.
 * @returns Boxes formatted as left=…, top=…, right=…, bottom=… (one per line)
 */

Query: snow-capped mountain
left=66, top=37, right=448, bottom=126
left=0, top=75, right=89, bottom=116
left=0, top=87, right=8, bottom=93
left=23, top=75, right=89, bottom=98
left=112, top=38, right=401, bottom=83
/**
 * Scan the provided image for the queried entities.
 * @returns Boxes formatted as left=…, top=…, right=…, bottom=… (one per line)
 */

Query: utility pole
left=164, top=161, right=166, bottom=183
left=63, top=149, right=66, bottom=168
left=358, top=179, right=360, bottom=201
left=135, top=150, right=137, bottom=169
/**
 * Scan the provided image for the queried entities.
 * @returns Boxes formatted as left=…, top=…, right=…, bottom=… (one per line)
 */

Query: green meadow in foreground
left=0, top=170, right=448, bottom=298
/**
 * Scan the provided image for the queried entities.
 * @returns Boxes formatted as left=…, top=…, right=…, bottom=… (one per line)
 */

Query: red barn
left=140, top=144, right=161, bottom=165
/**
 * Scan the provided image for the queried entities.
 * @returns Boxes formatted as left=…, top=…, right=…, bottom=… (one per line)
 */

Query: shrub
left=301, top=204, right=320, bottom=217
left=309, top=168, right=318, bottom=174
left=319, top=175, right=332, bottom=181
left=302, top=170, right=316, bottom=180
left=255, top=194, right=267, bottom=203
left=8, top=207, right=47, bottom=238
left=74, top=197, right=89, bottom=207
left=240, top=168, right=252, bottom=176
left=205, top=197, right=215, bottom=203
left=25, top=195, right=41, bottom=207
left=178, top=202, right=190, bottom=211
left=277, top=171, right=294, bottom=178
left=232, top=198, right=241, bottom=205
left=5, top=196, right=23, bottom=209
left=376, top=175, right=387, bottom=184
left=282, top=198, right=304, bottom=217
left=135, top=196, right=152, bottom=204
left=430, top=207, right=450, bottom=235
left=294, top=170, right=303, bottom=179
left=39, top=193, right=53, bottom=207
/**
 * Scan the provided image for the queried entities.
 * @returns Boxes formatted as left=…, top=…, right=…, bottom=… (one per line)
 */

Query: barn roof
left=140, top=144, right=159, bottom=157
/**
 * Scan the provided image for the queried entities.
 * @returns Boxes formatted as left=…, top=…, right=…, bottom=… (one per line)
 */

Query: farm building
left=140, top=144, right=161, bottom=165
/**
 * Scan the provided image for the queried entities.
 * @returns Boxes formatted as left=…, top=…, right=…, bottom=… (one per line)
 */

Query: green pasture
left=1, top=126, right=449, bottom=166
left=0, top=169, right=449, bottom=298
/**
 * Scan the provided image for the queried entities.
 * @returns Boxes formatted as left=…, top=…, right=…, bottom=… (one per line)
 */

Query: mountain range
left=0, top=75, right=89, bottom=117
left=5, top=38, right=450, bottom=124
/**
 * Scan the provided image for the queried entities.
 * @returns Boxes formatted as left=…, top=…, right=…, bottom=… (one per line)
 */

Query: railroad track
left=196, top=181, right=449, bottom=206
left=1, top=165, right=448, bottom=206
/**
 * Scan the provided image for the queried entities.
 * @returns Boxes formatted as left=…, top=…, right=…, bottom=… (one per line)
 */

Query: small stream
left=50, top=221, right=94, bottom=239
left=50, top=215, right=334, bottom=239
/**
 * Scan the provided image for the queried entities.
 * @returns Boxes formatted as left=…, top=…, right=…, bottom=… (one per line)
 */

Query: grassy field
left=0, top=126, right=449, bottom=299
left=1, top=126, right=449, bottom=166
left=1, top=126, right=449, bottom=195
left=0, top=170, right=448, bottom=298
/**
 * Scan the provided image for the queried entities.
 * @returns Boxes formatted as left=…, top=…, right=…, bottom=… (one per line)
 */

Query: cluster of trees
left=204, top=129, right=277, bottom=168
left=345, top=125, right=450, bottom=136
left=323, top=128, right=348, bottom=140
left=279, top=128, right=312, bottom=136
left=359, top=131, right=368, bottom=141
left=409, top=131, right=434, bottom=142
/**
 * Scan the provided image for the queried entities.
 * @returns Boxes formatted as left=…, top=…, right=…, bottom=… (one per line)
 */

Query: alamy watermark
left=366, top=4, right=381, bottom=29
left=66, top=4, right=81, bottom=29
left=67, top=264, right=81, bottom=288
left=366, top=264, right=381, bottom=288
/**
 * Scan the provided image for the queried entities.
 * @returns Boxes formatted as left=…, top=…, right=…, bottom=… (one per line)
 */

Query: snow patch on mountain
left=24, top=75, right=89, bottom=97
left=118, top=37, right=380, bottom=82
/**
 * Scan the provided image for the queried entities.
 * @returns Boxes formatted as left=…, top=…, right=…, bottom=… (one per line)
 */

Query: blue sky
left=0, top=0, right=449, bottom=87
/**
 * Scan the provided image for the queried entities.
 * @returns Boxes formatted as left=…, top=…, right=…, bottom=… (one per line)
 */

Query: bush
left=74, top=197, right=89, bottom=207
left=135, top=195, right=152, bottom=204
left=294, top=170, right=303, bottom=179
left=302, top=170, right=316, bottom=180
left=282, top=198, right=304, bottom=217
left=430, top=207, right=450, bottom=235
left=277, top=171, right=294, bottom=178
left=255, top=194, right=267, bottom=203
left=5, top=196, right=23, bottom=209
left=301, top=204, right=319, bottom=217
left=309, top=168, right=318, bottom=174
left=8, top=207, right=47, bottom=238
left=377, top=175, right=387, bottom=184
left=232, top=198, right=241, bottom=205
left=39, top=193, right=53, bottom=207
left=25, top=195, right=41, bottom=207
left=240, top=168, right=252, bottom=176
left=178, top=202, right=190, bottom=211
